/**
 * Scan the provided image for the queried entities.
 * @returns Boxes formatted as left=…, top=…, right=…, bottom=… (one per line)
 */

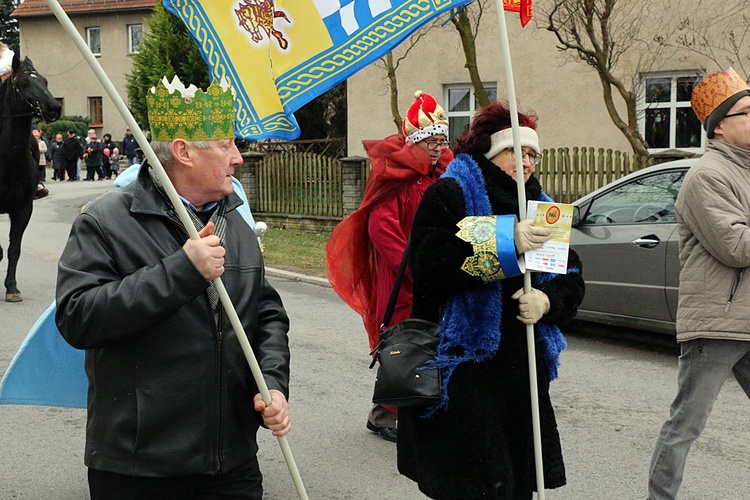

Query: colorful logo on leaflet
left=545, top=205, right=561, bottom=225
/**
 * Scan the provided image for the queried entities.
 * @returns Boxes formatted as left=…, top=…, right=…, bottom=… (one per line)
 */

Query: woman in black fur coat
left=398, top=101, right=585, bottom=499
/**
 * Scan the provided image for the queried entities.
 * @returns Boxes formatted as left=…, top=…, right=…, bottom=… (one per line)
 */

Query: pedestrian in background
left=648, top=67, right=750, bottom=500
left=30, top=130, right=49, bottom=199
left=33, top=129, right=48, bottom=182
left=51, top=133, right=66, bottom=181
left=100, top=133, right=115, bottom=179
left=122, top=127, right=139, bottom=166
left=327, top=91, right=453, bottom=443
left=84, top=129, right=104, bottom=181
left=109, top=146, right=121, bottom=179
left=399, top=101, right=584, bottom=499
left=62, top=130, right=83, bottom=181
left=41, top=130, right=52, bottom=166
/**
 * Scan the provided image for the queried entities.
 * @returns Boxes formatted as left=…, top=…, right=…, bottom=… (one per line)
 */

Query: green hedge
left=33, top=115, right=90, bottom=140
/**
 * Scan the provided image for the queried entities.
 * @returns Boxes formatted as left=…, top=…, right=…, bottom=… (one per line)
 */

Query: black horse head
left=2, top=55, right=62, bottom=122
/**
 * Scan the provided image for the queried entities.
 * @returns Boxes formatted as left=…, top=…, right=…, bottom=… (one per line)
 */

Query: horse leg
left=5, top=202, right=33, bottom=302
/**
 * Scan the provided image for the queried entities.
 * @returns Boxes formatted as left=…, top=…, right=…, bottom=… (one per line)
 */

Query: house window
left=88, top=97, right=103, bottom=127
left=444, top=84, right=497, bottom=144
left=128, top=24, right=143, bottom=54
left=639, top=72, right=703, bottom=152
left=87, top=27, right=101, bottom=56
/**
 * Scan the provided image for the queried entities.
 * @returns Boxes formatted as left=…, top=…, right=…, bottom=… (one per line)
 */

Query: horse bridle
left=1, top=69, right=45, bottom=118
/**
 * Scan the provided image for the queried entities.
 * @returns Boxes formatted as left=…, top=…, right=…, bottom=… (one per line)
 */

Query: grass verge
left=261, top=228, right=330, bottom=278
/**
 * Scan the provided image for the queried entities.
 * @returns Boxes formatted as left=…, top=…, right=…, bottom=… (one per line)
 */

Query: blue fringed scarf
left=425, top=153, right=574, bottom=417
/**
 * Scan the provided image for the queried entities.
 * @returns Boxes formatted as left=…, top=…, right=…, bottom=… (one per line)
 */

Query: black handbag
left=370, top=243, right=442, bottom=407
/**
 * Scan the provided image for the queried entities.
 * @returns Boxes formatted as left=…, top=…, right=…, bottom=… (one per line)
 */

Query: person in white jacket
left=33, top=129, right=48, bottom=182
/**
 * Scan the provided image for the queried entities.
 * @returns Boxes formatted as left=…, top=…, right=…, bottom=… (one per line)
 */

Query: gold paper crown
left=691, top=68, right=750, bottom=125
left=146, top=76, right=235, bottom=142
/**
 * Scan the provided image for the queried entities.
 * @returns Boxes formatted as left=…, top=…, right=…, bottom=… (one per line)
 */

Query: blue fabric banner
left=0, top=302, right=87, bottom=408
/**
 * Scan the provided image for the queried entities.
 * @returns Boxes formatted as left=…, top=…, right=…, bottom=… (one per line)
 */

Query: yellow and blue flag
left=163, top=0, right=473, bottom=140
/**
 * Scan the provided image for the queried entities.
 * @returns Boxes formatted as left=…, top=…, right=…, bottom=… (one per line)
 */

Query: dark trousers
left=66, top=159, right=78, bottom=180
left=88, top=456, right=263, bottom=500
left=86, top=165, right=104, bottom=180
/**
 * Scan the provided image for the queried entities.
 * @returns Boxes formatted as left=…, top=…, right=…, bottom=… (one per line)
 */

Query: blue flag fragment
left=0, top=302, right=87, bottom=408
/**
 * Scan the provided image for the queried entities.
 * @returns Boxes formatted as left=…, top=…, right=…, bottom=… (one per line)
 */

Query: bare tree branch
left=451, top=5, right=491, bottom=106
left=374, top=20, right=442, bottom=131
left=672, top=1, right=750, bottom=80
left=540, top=0, right=696, bottom=156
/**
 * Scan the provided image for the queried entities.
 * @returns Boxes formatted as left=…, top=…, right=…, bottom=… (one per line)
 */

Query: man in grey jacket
left=648, top=68, right=750, bottom=500
left=56, top=77, right=291, bottom=499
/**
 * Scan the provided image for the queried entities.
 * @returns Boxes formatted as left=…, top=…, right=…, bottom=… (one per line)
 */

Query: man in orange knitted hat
left=326, top=91, right=453, bottom=442
left=648, top=68, right=750, bottom=499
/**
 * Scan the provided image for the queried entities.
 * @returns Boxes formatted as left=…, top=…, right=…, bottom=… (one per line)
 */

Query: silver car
left=570, top=158, right=698, bottom=335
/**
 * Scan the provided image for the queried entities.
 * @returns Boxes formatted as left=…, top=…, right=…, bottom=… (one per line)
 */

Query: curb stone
left=265, top=267, right=330, bottom=288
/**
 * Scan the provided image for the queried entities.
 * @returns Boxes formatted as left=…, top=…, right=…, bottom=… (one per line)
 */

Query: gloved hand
left=511, top=287, right=550, bottom=325
left=514, top=219, right=551, bottom=254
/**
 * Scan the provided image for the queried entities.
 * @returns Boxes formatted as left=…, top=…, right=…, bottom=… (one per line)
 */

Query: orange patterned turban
left=691, top=68, right=750, bottom=138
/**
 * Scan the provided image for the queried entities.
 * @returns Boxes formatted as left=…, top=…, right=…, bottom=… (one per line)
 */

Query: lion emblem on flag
left=235, top=0, right=291, bottom=49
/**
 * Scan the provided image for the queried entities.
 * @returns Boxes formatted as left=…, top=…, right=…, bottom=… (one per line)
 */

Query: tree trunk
left=452, top=9, right=490, bottom=107
left=597, top=73, right=649, bottom=158
left=384, top=52, right=402, bottom=133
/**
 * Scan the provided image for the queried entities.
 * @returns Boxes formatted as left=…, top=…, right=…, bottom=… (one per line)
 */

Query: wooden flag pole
left=43, top=2, right=308, bottom=498
left=494, top=2, right=546, bottom=498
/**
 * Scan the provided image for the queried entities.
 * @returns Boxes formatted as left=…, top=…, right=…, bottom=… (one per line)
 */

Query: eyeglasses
left=723, top=110, right=750, bottom=120
left=423, top=139, right=450, bottom=150
left=507, top=148, right=543, bottom=165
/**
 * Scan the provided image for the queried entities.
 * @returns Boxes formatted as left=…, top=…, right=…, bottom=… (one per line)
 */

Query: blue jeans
left=648, top=338, right=750, bottom=499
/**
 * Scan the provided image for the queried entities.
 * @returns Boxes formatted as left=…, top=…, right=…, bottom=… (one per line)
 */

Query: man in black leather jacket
left=56, top=81, right=291, bottom=499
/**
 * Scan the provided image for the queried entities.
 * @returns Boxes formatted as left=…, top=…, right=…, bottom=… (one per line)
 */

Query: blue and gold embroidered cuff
left=455, top=215, right=525, bottom=282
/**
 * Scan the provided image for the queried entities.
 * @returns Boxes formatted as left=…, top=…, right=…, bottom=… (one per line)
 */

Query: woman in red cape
left=326, top=91, right=453, bottom=442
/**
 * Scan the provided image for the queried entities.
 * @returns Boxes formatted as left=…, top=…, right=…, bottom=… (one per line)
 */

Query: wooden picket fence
left=537, top=147, right=649, bottom=203
left=254, top=146, right=649, bottom=219
left=256, top=151, right=343, bottom=217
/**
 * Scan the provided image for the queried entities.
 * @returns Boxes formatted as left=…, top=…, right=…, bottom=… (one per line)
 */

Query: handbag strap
left=381, top=240, right=410, bottom=330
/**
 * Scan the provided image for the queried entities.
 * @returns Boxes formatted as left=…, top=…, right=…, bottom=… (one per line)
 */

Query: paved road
left=2, top=179, right=749, bottom=499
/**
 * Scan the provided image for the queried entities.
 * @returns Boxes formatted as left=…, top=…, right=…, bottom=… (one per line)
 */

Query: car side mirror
left=572, top=206, right=581, bottom=228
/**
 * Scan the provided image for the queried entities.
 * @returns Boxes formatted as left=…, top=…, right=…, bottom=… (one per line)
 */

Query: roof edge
left=12, top=2, right=156, bottom=19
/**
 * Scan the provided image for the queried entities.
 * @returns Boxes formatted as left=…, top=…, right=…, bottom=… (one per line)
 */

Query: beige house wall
left=347, top=1, right=741, bottom=158
left=347, top=14, right=615, bottom=156
left=16, top=2, right=743, bottom=156
left=17, top=11, right=151, bottom=138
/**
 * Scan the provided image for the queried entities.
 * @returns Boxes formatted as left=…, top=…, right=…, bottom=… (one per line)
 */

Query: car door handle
left=632, top=235, right=661, bottom=248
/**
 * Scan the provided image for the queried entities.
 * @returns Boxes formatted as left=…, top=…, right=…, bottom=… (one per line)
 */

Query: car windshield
left=582, top=170, right=685, bottom=225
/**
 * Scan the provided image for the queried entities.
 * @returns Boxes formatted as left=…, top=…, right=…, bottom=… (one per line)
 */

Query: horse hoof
left=5, top=293, right=22, bottom=302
